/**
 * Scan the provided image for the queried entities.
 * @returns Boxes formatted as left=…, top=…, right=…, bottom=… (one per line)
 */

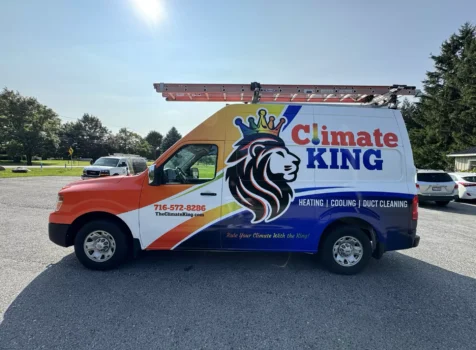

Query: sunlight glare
left=130, top=0, right=164, bottom=26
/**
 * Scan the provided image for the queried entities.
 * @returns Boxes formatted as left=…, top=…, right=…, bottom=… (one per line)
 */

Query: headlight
left=83, top=169, right=87, bottom=174
left=55, top=195, right=64, bottom=212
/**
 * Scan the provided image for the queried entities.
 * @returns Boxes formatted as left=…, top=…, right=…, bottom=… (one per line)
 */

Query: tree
left=145, top=130, right=163, bottom=160
left=0, top=113, right=6, bottom=149
left=110, top=128, right=151, bottom=158
left=400, top=99, right=422, bottom=131
left=412, top=23, right=476, bottom=169
left=161, top=127, right=182, bottom=153
left=59, top=114, right=111, bottom=160
left=0, top=88, right=61, bottom=165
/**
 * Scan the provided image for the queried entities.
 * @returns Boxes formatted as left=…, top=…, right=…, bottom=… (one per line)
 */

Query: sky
left=1, top=0, right=475, bottom=137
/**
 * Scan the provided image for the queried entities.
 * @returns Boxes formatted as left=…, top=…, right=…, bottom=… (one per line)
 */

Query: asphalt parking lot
left=0, top=177, right=475, bottom=350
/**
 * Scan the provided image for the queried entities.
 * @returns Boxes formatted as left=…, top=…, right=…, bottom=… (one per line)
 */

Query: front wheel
left=435, top=201, right=450, bottom=206
left=74, top=220, right=129, bottom=270
left=320, top=226, right=372, bottom=275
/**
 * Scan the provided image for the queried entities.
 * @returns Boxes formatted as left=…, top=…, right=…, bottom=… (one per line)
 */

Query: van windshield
left=417, top=172, right=453, bottom=182
left=93, top=158, right=119, bottom=167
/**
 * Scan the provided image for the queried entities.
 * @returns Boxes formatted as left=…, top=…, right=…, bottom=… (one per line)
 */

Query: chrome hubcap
left=333, top=236, right=363, bottom=267
left=83, top=230, right=116, bottom=262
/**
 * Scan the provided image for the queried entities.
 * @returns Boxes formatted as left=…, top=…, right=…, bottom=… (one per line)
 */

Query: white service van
left=50, top=82, right=420, bottom=275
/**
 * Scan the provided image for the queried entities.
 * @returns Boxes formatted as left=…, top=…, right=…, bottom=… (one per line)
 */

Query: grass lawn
left=0, top=163, right=215, bottom=179
left=0, top=159, right=90, bottom=166
left=0, top=168, right=83, bottom=178
left=145, top=162, right=216, bottom=179
left=196, top=164, right=216, bottom=179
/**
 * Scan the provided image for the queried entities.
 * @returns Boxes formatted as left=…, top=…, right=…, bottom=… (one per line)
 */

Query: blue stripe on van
left=282, top=105, right=302, bottom=131
left=176, top=191, right=416, bottom=252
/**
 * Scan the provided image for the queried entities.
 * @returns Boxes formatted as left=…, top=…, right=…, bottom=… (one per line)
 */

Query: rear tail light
left=454, top=184, right=459, bottom=189
left=459, top=182, right=476, bottom=187
left=412, top=195, right=418, bottom=220
left=416, top=183, right=420, bottom=189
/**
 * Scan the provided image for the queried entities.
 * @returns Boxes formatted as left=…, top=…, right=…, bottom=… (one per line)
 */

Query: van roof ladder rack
left=154, top=82, right=419, bottom=109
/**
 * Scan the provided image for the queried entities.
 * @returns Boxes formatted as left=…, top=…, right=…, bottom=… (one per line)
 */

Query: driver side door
left=138, top=142, right=224, bottom=251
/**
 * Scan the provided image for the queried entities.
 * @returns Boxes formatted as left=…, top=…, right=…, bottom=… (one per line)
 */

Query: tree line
left=0, top=91, right=182, bottom=165
left=401, top=22, right=476, bottom=170
left=1, top=22, right=475, bottom=168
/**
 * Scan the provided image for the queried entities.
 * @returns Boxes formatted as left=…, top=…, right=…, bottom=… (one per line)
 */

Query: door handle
left=200, top=192, right=217, bottom=196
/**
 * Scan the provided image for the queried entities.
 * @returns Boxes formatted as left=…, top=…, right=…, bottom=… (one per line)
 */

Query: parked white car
left=82, top=156, right=130, bottom=179
left=449, top=173, right=476, bottom=200
left=416, top=170, right=458, bottom=206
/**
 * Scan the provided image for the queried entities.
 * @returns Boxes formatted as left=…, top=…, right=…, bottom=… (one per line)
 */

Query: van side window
left=163, top=144, right=218, bottom=184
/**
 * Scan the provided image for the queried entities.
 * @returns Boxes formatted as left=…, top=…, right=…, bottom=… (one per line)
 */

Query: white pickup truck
left=82, top=155, right=148, bottom=179
left=82, top=156, right=130, bottom=179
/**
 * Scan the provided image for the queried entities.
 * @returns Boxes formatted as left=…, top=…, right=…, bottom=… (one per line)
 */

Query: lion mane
left=225, top=134, right=296, bottom=223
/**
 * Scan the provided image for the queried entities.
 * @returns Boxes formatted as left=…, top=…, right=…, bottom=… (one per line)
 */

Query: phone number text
left=154, top=204, right=206, bottom=212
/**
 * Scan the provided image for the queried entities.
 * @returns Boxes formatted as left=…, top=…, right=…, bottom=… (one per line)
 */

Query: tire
left=320, top=226, right=372, bottom=275
left=74, top=220, right=129, bottom=270
left=435, top=201, right=450, bottom=206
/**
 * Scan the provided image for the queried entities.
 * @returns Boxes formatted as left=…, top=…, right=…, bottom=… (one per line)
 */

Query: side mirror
left=153, top=166, right=164, bottom=185
left=120, top=162, right=127, bottom=167
left=191, top=167, right=199, bottom=179
left=149, top=164, right=162, bottom=185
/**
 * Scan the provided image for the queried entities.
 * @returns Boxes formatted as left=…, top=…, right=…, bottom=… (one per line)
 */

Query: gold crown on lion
left=235, top=109, right=286, bottom=137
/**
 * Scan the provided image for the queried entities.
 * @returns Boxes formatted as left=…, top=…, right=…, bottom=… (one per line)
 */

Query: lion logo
left=225, top=108, right=300, bottom=223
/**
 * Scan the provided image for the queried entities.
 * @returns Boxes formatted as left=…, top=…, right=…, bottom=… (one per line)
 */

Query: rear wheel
left=74, top=220, right=129, bottom=270
left=320, top=226, right=372, bottom=275
left=435, top=201, right=450, bottom=206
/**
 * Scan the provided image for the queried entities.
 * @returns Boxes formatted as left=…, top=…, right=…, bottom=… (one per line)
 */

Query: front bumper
left=462, top=191, right=476, bottom=199
left=418, top=194, right=458, bottom=202
left=49, top=223, right=73, bottom=247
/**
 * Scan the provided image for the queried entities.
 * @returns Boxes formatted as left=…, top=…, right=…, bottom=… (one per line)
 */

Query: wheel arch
left=66, top=211, right=134, bottom=248
left=318, top=217, right=379, bottom=254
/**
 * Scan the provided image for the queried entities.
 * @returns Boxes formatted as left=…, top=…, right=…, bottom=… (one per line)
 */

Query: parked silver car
left=416, top=170, right=458, bottom=206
